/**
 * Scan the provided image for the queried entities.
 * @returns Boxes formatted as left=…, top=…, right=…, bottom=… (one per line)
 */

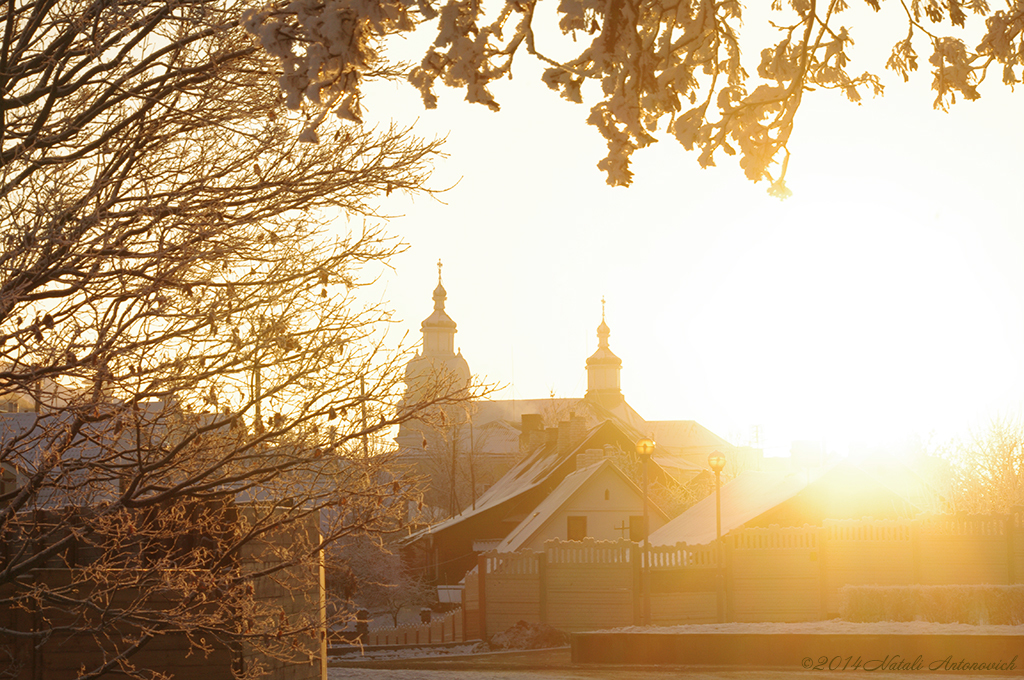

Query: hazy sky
left=346, top=14, right=1024, bottom=458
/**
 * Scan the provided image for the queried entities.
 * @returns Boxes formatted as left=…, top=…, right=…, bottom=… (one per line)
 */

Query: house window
left=604, top=489, right=610, bottom=501
left=567, top=516, right=587, bottom=541
left=629, top=515, right=647, bottom=543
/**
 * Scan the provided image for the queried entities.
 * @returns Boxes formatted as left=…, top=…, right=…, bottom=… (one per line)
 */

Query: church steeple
left=421, top=259, right=458, bottom=356
left=585, top=297, right=623, bottom=407
left=395, top=262, right=472, bottom=450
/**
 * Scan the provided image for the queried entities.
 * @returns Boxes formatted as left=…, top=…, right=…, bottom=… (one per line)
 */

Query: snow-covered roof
left=402, top=419, right=634, bottom=543
left=495, top=459, right=668, bottom=552
left=471, top=418, right=630, bottom=510
left=649, top=470, right=810, bottom=546
left=645, top=419, right=733, bottom=452
left=1, top=410, right=144, bottom=507
left=494, top=460, right=607, bottom=552
left=0, top=404, right=248, bottom=508
left=652, top=451, right=704, bottom=475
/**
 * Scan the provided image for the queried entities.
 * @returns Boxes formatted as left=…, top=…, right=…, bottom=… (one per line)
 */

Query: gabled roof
left=471, top=418, right=634, bottom=510
left=495, top=459, right=669, bottom=552
left=401, top=419, right=635, bottom=543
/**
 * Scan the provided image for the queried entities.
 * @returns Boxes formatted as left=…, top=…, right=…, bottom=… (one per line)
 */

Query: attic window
left=604, top=489, right=610, bottom=501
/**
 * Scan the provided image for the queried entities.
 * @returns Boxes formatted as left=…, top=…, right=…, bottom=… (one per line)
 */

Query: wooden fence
left=355, top=609, right=464, bottom=646
left=465, top=511, right=1024, bottom=635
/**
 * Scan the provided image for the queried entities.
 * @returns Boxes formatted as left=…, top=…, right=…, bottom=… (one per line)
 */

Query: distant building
left=0, top=367, right=73, bottom=414
left=394, top=271, right=762, bottom=584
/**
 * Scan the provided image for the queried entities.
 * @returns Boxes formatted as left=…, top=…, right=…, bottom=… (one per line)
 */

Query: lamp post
left=635, top=437, right=655, bottom=627
left=707, top=450, right=726, bottom=622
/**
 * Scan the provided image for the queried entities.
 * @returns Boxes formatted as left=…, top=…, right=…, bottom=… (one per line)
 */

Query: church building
left=394, top=266, right=762, bottom=584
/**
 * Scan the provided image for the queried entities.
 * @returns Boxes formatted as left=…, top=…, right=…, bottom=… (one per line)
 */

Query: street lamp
left=707, top=451, right=726, bottom=541
left=635, top=437, right=654, bottom=627
left=707, top=450, right=726, bottom=622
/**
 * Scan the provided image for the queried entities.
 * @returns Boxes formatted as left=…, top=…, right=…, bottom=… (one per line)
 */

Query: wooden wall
left=544, top=541, right=634, bottom=632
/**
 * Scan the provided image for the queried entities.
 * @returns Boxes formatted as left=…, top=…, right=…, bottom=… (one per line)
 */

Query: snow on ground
left=331, top=643, right=487, bottom=661
left=328, top=668, right=1019, bottom=680
left=604, top=620, right=1024, bottom=635
left=328, top=621, right=1024, bottom=679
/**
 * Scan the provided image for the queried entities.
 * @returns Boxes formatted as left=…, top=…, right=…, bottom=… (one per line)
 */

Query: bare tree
left=599, top=443, right=710, bottom=518
left=934, top=417, right=1024, bottom=515
left=329, top=535, right=435, bottom=628
left=0, top=1, right=468, bottom=677
left=413, top=402, right=479, bottom=517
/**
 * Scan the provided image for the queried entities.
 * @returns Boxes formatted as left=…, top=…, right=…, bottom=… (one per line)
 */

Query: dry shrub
left=488, top=621, right=569, bottom=650
left=839, top=585, right=1024, bottom=624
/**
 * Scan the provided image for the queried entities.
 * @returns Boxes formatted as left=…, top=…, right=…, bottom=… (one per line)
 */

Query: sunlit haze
left=348, top=29, right=1024, bottom=461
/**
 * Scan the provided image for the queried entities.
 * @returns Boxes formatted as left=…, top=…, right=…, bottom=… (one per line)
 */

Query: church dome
left=585, top=299, right=622, bottom=407
left=398, top=262, right=471, bottom=411
left=421, top=281, right=457, bottom=331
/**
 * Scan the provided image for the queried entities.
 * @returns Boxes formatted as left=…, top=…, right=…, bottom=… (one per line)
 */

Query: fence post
left=722, top=536, right=734, bottom=623
left=477, top=554, right=488, bottom=641
left=538, top=551, right=548, bottom=625
left=631, top=542, right=641, bottom=626
left=1006, top=514, right=1016, bottom=584
left=911, top=519, right=923, bottom=584
left=819, top=525, right=829, bottom=620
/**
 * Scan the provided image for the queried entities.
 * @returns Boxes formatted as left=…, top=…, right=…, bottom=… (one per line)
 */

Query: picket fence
left=337, top=608, right=466, bottom=647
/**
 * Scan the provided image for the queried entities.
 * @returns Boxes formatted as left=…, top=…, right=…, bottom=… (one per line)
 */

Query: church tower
left=584, top=298, right=623, bottom=409
left=395, top=262, right=471, bottom=449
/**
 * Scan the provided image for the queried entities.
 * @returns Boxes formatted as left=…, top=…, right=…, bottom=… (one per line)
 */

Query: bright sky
left=343, top=12, right=1024, bottom=460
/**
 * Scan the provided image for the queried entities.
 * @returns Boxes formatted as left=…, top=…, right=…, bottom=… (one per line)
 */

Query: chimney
left=576, top=448, right=607, bottom=470
left=521, top=413, right=543, bottom=432
left=568, top=411, right=587, bottom=444
left=519, top=414, right=545, bottom=455
left=557, top=413, right=590, bottom=457
left=557, top=420, right=571, bottom=455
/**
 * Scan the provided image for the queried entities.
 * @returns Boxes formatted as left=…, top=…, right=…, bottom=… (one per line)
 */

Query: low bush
left=839, top=585, right=1024, bottom=625
left=488, top=620, right=570, bottom=650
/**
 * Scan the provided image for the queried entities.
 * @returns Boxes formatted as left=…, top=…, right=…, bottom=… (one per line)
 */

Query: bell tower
left=395, top=261, right=471, bottom=449
left=585, top=298, right=623, bottom=408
